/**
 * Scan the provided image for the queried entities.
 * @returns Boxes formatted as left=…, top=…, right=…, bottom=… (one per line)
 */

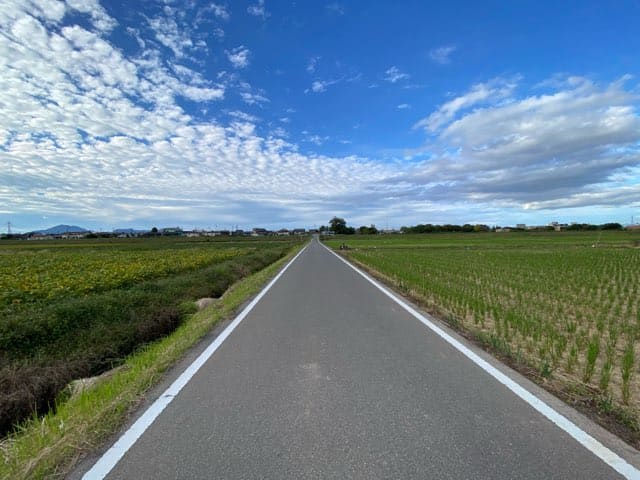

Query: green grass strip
left=0, top=243, right=304, bottom=480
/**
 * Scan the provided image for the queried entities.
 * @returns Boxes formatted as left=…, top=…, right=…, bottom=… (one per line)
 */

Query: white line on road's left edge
left=322, top=242, right=640, bottom=480
left=82, top=244, right=308, bottom=480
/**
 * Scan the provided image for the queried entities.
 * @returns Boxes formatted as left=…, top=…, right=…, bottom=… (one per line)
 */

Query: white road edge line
left=82, top=244, right=309, bottom=480
left=322, top=242, right=640, bottom=480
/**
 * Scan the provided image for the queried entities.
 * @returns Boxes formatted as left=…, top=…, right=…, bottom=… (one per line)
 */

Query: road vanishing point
left=75, top=239, right=640, bottom=479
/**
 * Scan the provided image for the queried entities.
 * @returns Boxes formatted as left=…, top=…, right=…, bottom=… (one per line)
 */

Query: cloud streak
left=414, top=77, right=518, bottom=132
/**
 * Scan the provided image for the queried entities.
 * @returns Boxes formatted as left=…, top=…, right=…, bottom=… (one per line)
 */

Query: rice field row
left=326, top=231, right=640, bottom=411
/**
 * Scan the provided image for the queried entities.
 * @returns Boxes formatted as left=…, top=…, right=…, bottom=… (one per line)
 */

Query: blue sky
left=1, top=0, right=639, bottom=232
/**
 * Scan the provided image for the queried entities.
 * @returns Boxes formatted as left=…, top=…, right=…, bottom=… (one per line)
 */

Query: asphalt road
left=79, top=239, right=638, bottom=479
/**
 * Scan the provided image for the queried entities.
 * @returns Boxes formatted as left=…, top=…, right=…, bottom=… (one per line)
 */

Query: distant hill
left=36, top=224, right=89, bottom=234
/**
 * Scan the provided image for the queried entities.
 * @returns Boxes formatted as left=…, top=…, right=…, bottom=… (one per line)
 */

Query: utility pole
left=7, top=221, right=11, bottom=235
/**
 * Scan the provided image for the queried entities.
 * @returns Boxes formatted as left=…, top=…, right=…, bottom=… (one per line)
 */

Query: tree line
left=319, top=217, right=378, bottom=235
left=322, top=217, right=624, bottom=235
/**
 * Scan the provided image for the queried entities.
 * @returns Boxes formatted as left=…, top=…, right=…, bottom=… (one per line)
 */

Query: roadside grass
left=0, top=242, right=303, bottom=480
left=324, top=231, right=640, bottom=447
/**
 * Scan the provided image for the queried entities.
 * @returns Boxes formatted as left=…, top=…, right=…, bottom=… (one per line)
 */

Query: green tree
left=358, top=225, right=378, bottom=235
left=329, top=217, right=355, bottom=235
left=329, top=217, right=347, bottom=234
left=601, top=222, right=623, bottom=230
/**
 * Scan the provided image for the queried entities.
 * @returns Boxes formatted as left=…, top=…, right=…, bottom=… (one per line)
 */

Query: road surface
left=77, top=239, right=639, bottom=479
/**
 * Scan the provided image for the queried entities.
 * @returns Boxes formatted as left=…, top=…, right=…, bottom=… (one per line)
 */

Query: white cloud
left=414, top=77, right=517, bottom=132
left=397, top=103, right=411, bottom=110
left=0, top=3, right=224, bottom=147
left=228, top=110, right=260, bottom=123
left=240, top=91, right=269, bottom=105
left=308, top=79, right=340, bottom=93
left=307, top=134, right=329, bottom=145
left=237, top=82, right=269, bottom=105
left=429, top=45, right=456, bottom=65
left=66, top=0, right=117, bottom=32
left=146, top=3, right=219, bottom=60
left=180, top=84, right=225, bottom=101
left=226, top=45, right=250, bottom=68
left=403, top=75, right=640, bottom=209
left=148, top=15, right=195, bottom=59
left=384, top=66, right=409, bottom=83
left=311, top=81, right=327, bottom=93
left=210, top=3, right=230, bottom=20
left=306, top=56, right=320, bottom=73
left=522, top=185, right=640, bottom=210
left=31, top=0, right=67, bottom=22
left=247, top=0, right=268, bottom=18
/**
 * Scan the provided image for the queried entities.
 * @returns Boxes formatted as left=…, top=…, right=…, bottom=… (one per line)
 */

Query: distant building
left=61, top=232, right=87, bottom=239
left=547, top=222, right=569, bottom=231
left=27, top=233, right=54, bottom=241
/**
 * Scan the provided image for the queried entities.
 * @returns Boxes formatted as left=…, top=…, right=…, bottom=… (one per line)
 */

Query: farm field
left=0, top=236, right=302, bottom=436
left=2, top=242, right=241, bottom=305
left=325, top=231, right=640, bottom=433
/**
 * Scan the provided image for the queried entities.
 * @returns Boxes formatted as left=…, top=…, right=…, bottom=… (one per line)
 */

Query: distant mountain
left=36, top=224, right=89, bottom=234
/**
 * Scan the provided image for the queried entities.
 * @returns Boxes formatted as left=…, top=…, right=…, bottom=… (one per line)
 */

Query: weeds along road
left=75, top=238, right=640, bottom=479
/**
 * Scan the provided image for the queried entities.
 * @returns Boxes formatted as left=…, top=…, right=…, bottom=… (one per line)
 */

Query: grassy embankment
left=0, top=236, right=303, bottom=479
left=325, top=230, right=640, bottom=445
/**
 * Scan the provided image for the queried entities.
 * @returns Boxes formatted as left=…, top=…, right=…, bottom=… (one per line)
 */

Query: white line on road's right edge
left=322, top=242, right=640, bottom=480
left=82, top=243, right=308, bottom=480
